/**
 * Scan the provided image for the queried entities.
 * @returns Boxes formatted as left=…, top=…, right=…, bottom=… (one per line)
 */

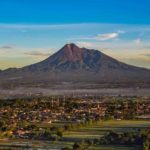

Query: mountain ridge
left=0, top=43, right=150, bottom=88
left=2, top=43, right=149, bottom=71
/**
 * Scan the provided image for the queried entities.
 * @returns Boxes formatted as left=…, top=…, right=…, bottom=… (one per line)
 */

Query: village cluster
left=0, top=96, right=149, bottom=139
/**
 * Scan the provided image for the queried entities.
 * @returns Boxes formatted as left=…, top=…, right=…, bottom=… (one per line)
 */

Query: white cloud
left=117, top=30, right=126, bottom=34
left=96, top=32, right=119, bottom=41
left=0, top=45, right=14, bottom=49
left=24, top=51, right=51, bottom=57
left=70, top=30, right=124, bottom=41
left=76, top=41, right=93, bottom=48
left=143, top=53, right=150, bottom=57
left=0, top=23, right=98, bottom=30
left=133, top=38, right=142, bottom=46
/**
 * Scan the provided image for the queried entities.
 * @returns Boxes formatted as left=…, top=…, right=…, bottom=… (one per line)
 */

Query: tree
left=1, top=126, right=7, bottom=132
left=73, top=143, right=80, bottom=150
left=62, top=147, right=71, bottom=150
left=0, top=121, right=4, bottom=128
left=57, top=131, right=63, bottom=138
left=72, top=141, right=85, bottom=150
left=143, top=140, right=150, bottom=150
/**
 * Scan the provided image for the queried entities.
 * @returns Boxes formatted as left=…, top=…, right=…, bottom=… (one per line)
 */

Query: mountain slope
left=0, top=43, right=150, bottom=88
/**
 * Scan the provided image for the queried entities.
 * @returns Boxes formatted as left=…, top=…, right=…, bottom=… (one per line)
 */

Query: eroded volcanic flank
left=22, top=43, right=102, bottom=72
left=0, top=43, right=150, bottom=88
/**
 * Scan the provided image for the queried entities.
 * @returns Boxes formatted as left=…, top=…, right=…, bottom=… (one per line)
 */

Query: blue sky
left=0, top=0, right=150, bottom=24
left=0, top=0, right=150, bottom=69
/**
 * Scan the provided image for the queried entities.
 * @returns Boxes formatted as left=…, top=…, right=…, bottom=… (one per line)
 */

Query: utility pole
left=51, top=96, right=54, bottom=108
left=57, top=96, right=60, bottom=107
left=63, top=95, right=66, bottom=107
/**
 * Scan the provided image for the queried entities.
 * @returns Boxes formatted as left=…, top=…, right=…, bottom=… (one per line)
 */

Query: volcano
left=0, top=43, right=150, bottom=88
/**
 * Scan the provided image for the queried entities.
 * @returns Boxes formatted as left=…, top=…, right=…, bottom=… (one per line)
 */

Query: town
left=0, top=96, right=149, bottom=150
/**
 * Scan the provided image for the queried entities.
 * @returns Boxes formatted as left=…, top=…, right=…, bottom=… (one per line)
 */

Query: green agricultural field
left=62, top=120, right=149, bottom=150
left=0, top=120, right=149, bottom=150
left=63, top=120, right=150, bottom=140
left=88, top=145, right=139, bottom=150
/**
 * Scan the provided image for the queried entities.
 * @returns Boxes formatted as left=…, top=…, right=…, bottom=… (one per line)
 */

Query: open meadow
left=0, top=120, right=149, bottom=150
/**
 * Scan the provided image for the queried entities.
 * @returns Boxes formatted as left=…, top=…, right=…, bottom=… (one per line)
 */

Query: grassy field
left=62, top=120, right=149, bottom=150
left=0, top=120, right=149, bottom=150
left=63, top=120, right=150, bottom=140
left=88, top=145, right=139, bottom=150
left=0, top=140, right=140, bottom=150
